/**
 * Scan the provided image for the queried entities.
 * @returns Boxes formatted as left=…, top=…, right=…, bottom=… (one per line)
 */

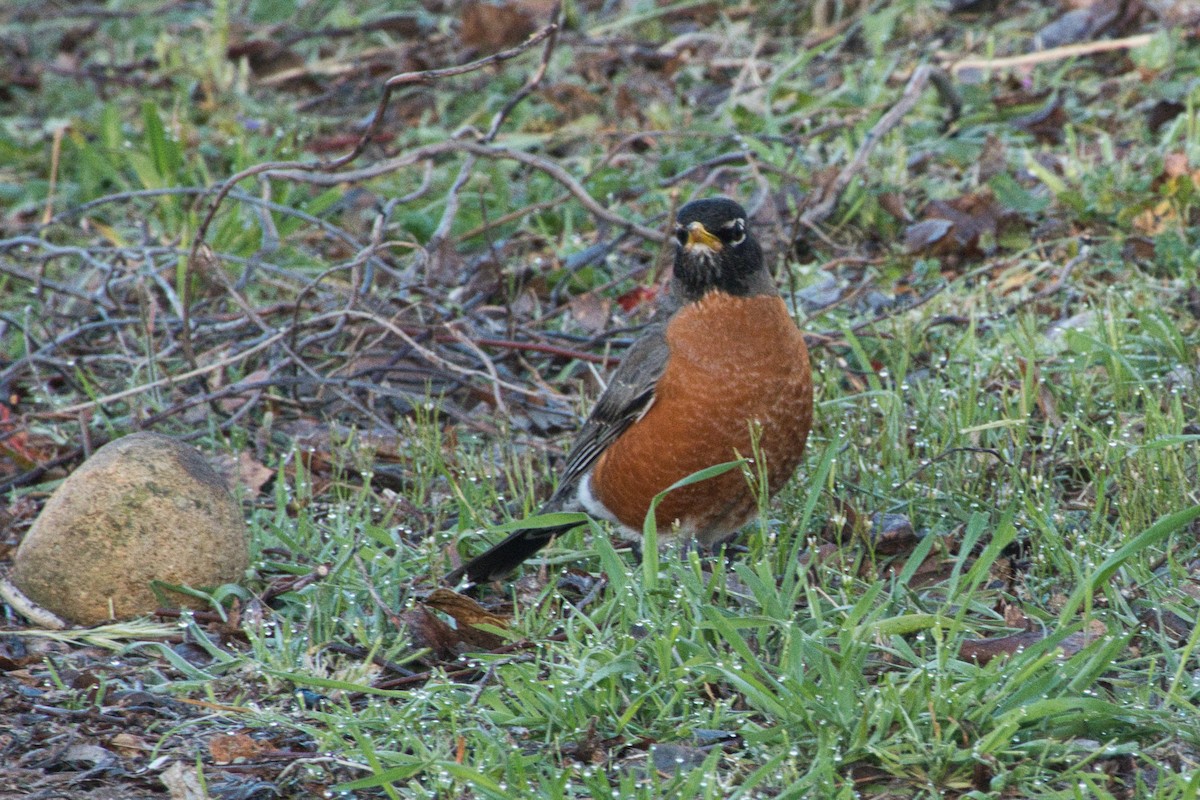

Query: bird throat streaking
left=444, top=197, right=813, bottom=586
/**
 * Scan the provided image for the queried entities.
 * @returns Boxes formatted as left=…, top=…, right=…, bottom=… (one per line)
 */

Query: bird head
left=671, top=197, right=772, bottom=301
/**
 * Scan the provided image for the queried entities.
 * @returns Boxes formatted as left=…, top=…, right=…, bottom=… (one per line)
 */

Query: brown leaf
left=1012, top=97, right=1068, bottom=145
left=401, top=605, right=466, bottom=661
left=423, top=588, right=510, bottom=651
left=1121, top=235, right=1155, bottom=265
left=930, top=192, right=1004, bottom=244
left=1132, top=200, right=1176, bottom=235
left=226, top=39, right=304, bottom=78
left=1163, top=151, right=1190, bottom=179
left=110, top=732, right=152, bottom=759
left=973, top=759, right=995, bottom=792
left=1147, top=100, right=1185, bottom=134
left=569, top=291, right=612, bottom=334
left=650, top=742, right=712, bottom=774
left=877, top=192, right=911, bottom=223
left=564, top=717, right=609, bottom=765
left=208, top=732, right=268, bottom=764
left=161, top=760, right=207, bottom=800
left=993, top=85, right=1052, bottom=110
left=1002, top=603, right=1029, bottom=629
left=542, top=83, right=605, bottom=121
left=903, top=218, right=954, bottom=255
left=960, top=622, right=1104, bottom=665
left=236, top=451, right=275, bottom=496
left=798, top=541, right=844, bottom=570
left=306, top=132, right=396, bottom=153
left=425, top=238, right=466, bottom=288
left=907, top=190, right=1015, bottom=261
left=1142, top=608, right=1195, bottom=640
left=901, top=549, right=958, bottom=587
left=207, top=450, right=274, bottom=496
left=977, top=133, right=1008, bottom=182
left=460, top=1, right=537, bottom=53
left=959, top=630, right=1046, bottom=664
left=869, top=512, right=918, bottom=555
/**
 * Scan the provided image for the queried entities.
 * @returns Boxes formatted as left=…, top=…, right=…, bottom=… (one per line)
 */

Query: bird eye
left=674, top=226, right=688, bottom=246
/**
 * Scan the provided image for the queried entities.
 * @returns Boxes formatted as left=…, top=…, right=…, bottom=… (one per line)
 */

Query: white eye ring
left=724, top=218, right=746, bottom=246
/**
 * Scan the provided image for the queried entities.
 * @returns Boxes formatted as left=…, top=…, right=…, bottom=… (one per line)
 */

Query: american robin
left=444, top=197, right=813, bottom=585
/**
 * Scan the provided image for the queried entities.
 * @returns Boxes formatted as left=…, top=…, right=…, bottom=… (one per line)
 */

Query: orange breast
left=589, top=293, right=813, bottom=545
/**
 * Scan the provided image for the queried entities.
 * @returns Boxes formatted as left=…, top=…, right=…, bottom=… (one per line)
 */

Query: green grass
left=2, top=0, right=1200, bottom=797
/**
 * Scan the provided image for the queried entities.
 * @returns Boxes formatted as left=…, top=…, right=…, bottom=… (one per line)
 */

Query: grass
left=2, top=0, right=1199, bottom=797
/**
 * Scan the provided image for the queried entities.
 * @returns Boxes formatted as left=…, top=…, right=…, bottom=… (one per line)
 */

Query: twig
left=42, top=328, right=288, bottom=416
left=352, top=552, right=406, bottom=629
left=41, top=125, right=66, bottom=225
left=425, top=7, right=562, bottom=272
left=897, top=447, right=1009, bottom=489
left=425, top=155, right=477, bottom=264
left=459, top=335, right=618, bottom=366
left=811, top=256, right=1027, bottom=349
left=183, top=24, right=558, bottom=365
left=341, top=309, right=548, bottom=399
left=50, top=187, right=387, bottom=266
left=484, top=9, right=561, bottom=144
left=445, top=325, right=509, bottom=417
left=945, top=33, right=1155, bottom=77
left=800, top=64, right=931, bottom=230
left=0, top=567, right=68, bottom=630
left=457, top=125, right=664, bottom=244
left=0, top=238, right=121, bottom=306
left=194, top=243, right=391, bottom=429
left=274, top=140, right=667, bottom=243
left=325, top=641, right=418, bottom=678
left=660, top=152, right=750, bottom=187
left=1027, top=249, right=1089, bottom=303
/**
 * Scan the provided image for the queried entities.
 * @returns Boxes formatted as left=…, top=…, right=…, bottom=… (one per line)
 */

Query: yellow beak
left=685, top=222, right=722, bottom=252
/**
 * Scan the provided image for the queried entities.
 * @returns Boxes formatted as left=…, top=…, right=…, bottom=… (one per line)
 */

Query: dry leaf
left=226, top=39, right=304, bottom=78
left=1012, top=97, right=1068, bottom=145
left=869, top=512, right=919, bottom=555
left=160, top=761, right=208, bottom=800
left=209, top=732, right=268, bottom=764
left=1147, top=100, right=1185, bottom=134
left=650, top=742, right=712, bottom=774
left=236, top=451, right=274, bottom=495
left=1132, top=200, right=1176, bottom=235
left=959, top=622, right=1104, bottom=665
left=460, top=1, right=536, bottom=53
left=110, top=732, right=152, bottom=758
left=402, top=605, right=467, bottom=661
left=569, top=291, right=612, bottom=334
left=423, top=587, right=510, bottom=651
left=563, top=716, right=609, bottom=765
left=903, top=218, right=955, bottom=254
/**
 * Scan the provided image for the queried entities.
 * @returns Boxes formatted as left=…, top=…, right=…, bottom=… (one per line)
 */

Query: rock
left=12, top=432, right=248, bottom=625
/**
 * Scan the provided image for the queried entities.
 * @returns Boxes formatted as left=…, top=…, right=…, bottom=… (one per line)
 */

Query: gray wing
left=443, top=320, right=671, bottom=585
left=548, top=321, right=670, bottom=503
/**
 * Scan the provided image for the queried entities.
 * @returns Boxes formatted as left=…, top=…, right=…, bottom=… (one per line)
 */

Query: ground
left=2, top=0, right=1200, bottom=797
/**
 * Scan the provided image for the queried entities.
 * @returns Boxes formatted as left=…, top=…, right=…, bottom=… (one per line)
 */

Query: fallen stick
left=800, top=64, right=931, bottom=230
left=946, top=33, right=1155, bottom=77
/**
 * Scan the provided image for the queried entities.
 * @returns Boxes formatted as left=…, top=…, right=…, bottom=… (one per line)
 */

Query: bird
left=444, top=197, right=813, bottom=586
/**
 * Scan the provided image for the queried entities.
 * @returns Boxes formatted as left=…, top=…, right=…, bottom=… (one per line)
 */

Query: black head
left=671, top=197, right=773, bottom=301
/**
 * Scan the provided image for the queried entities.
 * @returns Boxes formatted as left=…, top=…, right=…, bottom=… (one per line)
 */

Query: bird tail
left=443, top=523, right=578, bottom=586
